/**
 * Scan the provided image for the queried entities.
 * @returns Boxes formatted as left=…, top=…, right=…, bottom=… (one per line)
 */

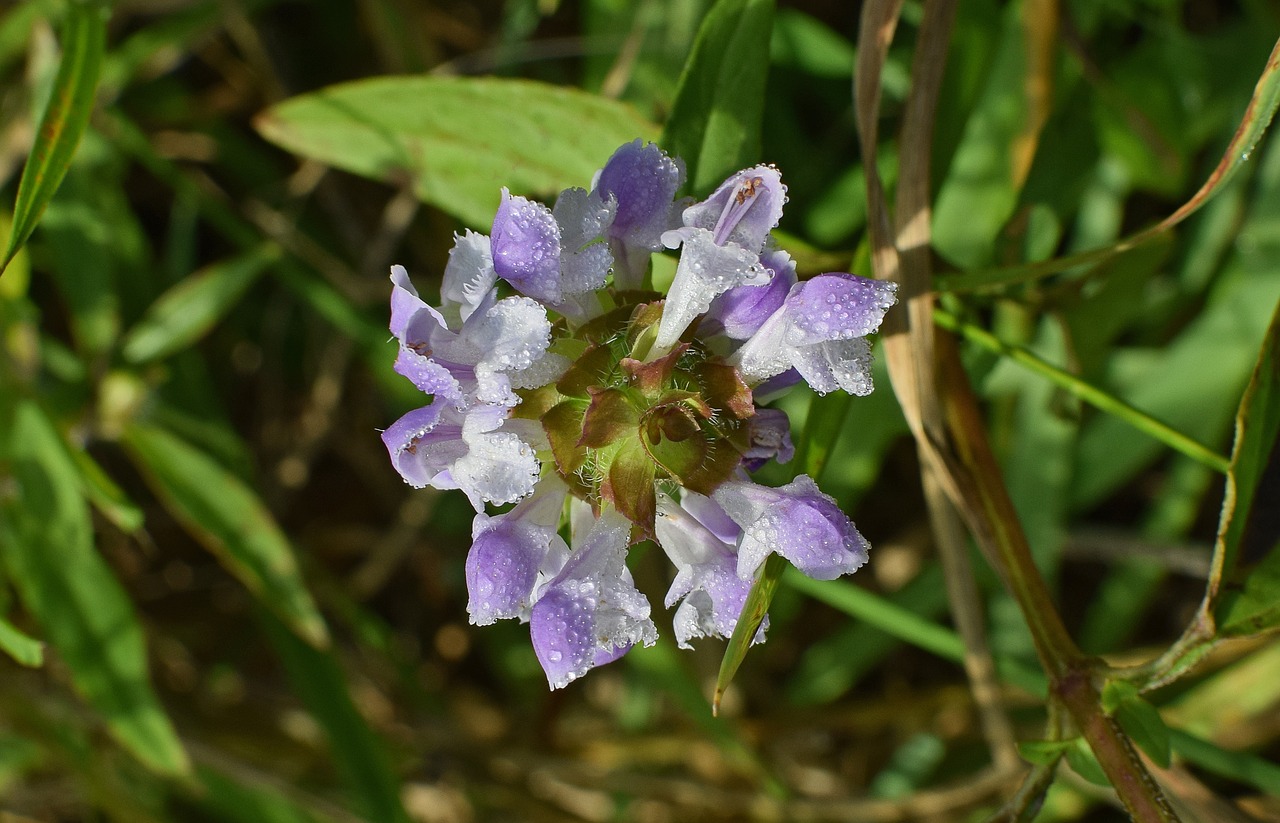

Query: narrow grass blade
left=0, top=615, right=43, bottom=667
left=260, top=611, right=410, bottom=823
left=941, top=35, right=1280, bottom=292
left=659, top=0, right=775, bottom=193
left=121, top=245, right=279, bottom=364
left=713, top=553, right=785, bottom=714
left=123, top=422, right=329, bottom=648
left=936, top=307, right=1231, bottom=475
left=0, top=401, right=188, bottom=775
left=1, top=0, right=107, bottom=274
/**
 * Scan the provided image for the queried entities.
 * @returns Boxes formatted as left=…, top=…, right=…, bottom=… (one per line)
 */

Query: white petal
left=656, top=230, right=767, bottom=349
left=441, top=231, right=497, bottom=322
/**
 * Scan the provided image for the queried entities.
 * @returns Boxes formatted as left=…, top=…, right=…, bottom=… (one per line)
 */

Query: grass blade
left=122, top=422, right=329, bottom=648
left=0, top=615, right=43, bottom=667
left=940, top=35, right=1280, bottom=292
left=1, top=0, right=107, bottom=274
left=0, top=401, right=188, bottom=775
left=121, top=245, right=279, bottom=364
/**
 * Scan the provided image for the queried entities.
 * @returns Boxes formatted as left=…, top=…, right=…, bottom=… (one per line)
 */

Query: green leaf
left=260, top=611, right=410, bottom=823
left=121, top=245, right=279, bottom=364
left=940, top=35, right=1280, bottom=292
left=660, top=0, right=775, bottom=193
left=1213, top=297, right=1280, bottom=636
left=1, top=0, right=107, bottom=274
left=122, top=423, right=329, bottom=648
left=1102, top=681, right=1171, bottom=768
left=932, top=0, right=1048, bottom=269
left=67, top=446, right=144, bottom=534
left=256, top=76, right=657, bottom=228
left=0, top=615, right=43, bottom=667
left=1064, top=738, right=1111, bottom=787
left=194, top=766, right=325, bottom=823
left=1017, top=739, right=1071, bottom=766
left=0, top=401, right=188, bottom=775
left=713, top=553, right=785, bottom=714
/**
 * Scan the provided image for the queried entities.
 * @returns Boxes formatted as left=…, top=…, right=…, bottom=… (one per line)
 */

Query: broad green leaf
left=1212, top=297, right=1280, bottom=636
left=1, top=0, right=107, bottom=273
left=0, top=401, right=188, bottom=775
left=261, top=611, right=410, bottom=823
left=121, top=245, right=279, bottom=364
left=0, top=615, right=43, bottom=667
left=256, top=77, right=657, bottom=228
left=122, top=423, right=329, bottom=647
left=659, top=0, right=775, bottom=193
left=713, top=553, right=784, bottom=714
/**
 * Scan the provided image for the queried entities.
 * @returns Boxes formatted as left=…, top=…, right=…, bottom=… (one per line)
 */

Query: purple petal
left=553, top=187, right=615, bottom=297
left=466, top=513, right=561, bottom=625
left=743, top=407, right=794, bottom=471
left=707, top=249, right=796, bottom=340
left=714, top=475, right=869, bottom=580
left=530, top=509, right=656, bottom=689
left=595, top=140, right=685, bottom=251
left=785, top=273, right=898, bottom=345
left=393, top=346, right=463, bottom=404
left=682, top=166, right=785, bottom=253
left=491, top=188, right=562, bottom=304
left=791, top=336, right=875, bottom=397
left=381, top=402, right=466, bottom=489
left=441, top=231, right=497, bottom=323
left=389, top=265, right=427, bottom=339
left=655, top=229, right=768, bottom=349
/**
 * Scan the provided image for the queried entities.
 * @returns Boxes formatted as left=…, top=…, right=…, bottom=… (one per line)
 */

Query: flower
left=714, top=475, right=870, bottom=580
left=529, top=508, right=657, bottom=688
left=655, top=491, right=766, bottom=649
left=733, top=272, right=898, bottom=396
left=382, top=141, right=895, bottom=688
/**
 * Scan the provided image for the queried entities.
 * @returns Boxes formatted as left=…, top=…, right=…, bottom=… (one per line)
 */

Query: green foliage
left=660, top=0, right=775, bottom=193
left=0, top=401, right=188, bottom=776
left=2, top=0, right=1280, bottom=820
left=1, top=0, right=106, bottom=273
left=257, top=76, right=658, bottom=228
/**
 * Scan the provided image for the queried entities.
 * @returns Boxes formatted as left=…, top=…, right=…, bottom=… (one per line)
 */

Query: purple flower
left=593, top=139, right=686, bottom=288
left=705, top=249, right=797, bottom=340
left=381, top=401, right=541, bottom=511
left=530, top=508, right=657, bottom=688
left=733, top=273, right=898, bottom=396
left=655, top=166, right=787, bottom=348
left=389, top=266, right=554, bottom=409
left=384, top=143, right=890, bottom=691
left=466, top=477, right=569, bottom=625
left=713, top=475, right=869, bottom=580
left=655, top=491, right=767, bottom=649
left=742, top=408, right=795, bottom=472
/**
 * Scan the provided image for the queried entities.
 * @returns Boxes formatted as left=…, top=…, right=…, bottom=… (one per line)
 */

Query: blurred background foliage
left=1, top=0, right=1280, bottom=821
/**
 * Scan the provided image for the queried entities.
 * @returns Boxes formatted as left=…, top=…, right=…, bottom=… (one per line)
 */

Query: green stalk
left=934, top=308, right=1230, bottom=474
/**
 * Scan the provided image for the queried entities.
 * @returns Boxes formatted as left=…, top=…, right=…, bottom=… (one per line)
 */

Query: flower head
left=382, top=142, right=895, bottom=688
